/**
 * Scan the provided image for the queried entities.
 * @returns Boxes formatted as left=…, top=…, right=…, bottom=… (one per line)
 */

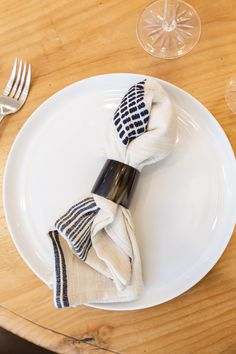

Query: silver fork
left=0, top=58, right=31, bottom=125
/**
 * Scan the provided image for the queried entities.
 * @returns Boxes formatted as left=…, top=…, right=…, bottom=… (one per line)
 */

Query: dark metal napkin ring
left=91, top=159, right=139, bottom=208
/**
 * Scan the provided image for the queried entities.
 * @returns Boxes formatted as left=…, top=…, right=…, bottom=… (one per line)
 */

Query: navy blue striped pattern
left=49, top=230, right=69, bottom=308
left=55, top=197, right=100, bottom=261
left=113, top=80, right=149, bottom=145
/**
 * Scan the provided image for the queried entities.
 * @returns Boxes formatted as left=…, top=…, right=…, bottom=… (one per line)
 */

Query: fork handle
left=0, top=114, right=6, bottom=125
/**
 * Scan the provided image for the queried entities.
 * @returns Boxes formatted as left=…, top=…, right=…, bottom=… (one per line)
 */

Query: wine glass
left=136, top=0, right=201, bottom=59
left=225, top=75, right=236, bottom=114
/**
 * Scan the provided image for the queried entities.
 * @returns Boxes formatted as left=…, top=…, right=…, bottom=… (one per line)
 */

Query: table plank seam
left=0, top=305, right=121, bottom=354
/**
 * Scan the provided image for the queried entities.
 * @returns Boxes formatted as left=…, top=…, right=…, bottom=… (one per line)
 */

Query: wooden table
left=0, top=1, right=236, bottom=353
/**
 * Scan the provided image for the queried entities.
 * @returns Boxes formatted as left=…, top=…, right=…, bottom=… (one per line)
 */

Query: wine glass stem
left=163, top=0, right=177, bottom=32
left=163, top=0, right=168, bottom=21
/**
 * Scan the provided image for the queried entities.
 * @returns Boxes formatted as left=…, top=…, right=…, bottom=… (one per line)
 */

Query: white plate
left=3, top=74, right=236, bottom=311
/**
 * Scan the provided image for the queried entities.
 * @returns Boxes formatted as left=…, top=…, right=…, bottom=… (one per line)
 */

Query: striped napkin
left=48, top=78, right=177, bottom=307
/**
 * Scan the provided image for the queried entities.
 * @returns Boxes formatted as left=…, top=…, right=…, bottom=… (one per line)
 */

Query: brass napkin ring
left=91, top=159, right=139, bottom=208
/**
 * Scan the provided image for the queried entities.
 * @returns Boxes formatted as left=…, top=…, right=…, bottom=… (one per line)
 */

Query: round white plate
left=3, top=74, right=236, bottom=311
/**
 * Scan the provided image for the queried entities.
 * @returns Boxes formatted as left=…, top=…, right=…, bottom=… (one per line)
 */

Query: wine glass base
left=225, top=75, right=236, bottom=114
left=136, top=0, right=201, bottom=59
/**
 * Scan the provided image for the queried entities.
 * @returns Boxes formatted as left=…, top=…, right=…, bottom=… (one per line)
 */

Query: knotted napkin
left=48, top=78, right=177, bottom=307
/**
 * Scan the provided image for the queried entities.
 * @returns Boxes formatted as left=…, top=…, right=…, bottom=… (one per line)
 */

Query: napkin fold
left=48, top=78, right=177, bottom=307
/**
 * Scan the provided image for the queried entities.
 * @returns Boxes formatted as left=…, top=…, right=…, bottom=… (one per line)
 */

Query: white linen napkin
left=48, top=78, right=177, bottom=307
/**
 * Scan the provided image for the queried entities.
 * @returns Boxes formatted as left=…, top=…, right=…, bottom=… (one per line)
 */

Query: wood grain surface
left=0, top=1, right=236, bottom=353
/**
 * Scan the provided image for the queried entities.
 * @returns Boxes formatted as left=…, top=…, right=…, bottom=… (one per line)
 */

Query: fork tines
left=4, top=58, right=31, bottom=104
